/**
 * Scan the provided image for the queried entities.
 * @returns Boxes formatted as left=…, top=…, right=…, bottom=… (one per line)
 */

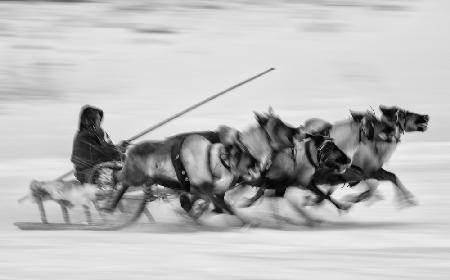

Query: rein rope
left=305, top=140, right=317, bottom=169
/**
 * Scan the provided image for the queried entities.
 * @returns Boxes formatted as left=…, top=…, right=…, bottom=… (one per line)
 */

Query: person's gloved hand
left=117, top=140, right=131, bottom=153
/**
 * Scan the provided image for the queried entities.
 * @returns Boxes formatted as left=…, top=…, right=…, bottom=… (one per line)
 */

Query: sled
left=15, top=191, right=156, bottom=231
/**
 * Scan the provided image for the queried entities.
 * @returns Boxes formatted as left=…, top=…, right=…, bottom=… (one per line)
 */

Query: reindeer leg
left=59, top=203, right=70, bottom=224
left=307, top=182, right=351, bottom=212
left=345, top=179, right=383, bottom=205
left=104, top=184, right=130, bottom=213
left=270, top=189, right=287, bottom=227
left=93, top=201, right=107, bottom=221
left=364, top=180, right=384, bottom=205
left=210, top=193, right=234, bottom=215
left=241, top=186, right=266, bottom=208
left=348, top=189, right=373, bottom=203
left=270, top=197, right=282, bottom=227
left=211, top=193, right=225, bottom=213
left=284, top=192, right=318, bottom=227
left=207, top=193, right=252, bottom=226
left=373, top=168, right=417, bottom=207
left=179, top=193, right=193, bottom=213
left=143, top=208, right=155, bottom=223
left=117, top=201, right=127, bottom=213
left=35, top=196, right=48, bottom=224
left=83, top=205, right=92, bottom=224
left=268, top=187, right=316, bottom=227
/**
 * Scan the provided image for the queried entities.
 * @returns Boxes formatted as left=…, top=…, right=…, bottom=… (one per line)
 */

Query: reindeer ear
left=379, top=105, right=388, bottom=111
left=305, top=133, right=328, bottom=145
left=291, top=126, right=301, bottom=137
left=296, top=126, right=307, bottom=140
left=350, top=110, right=365, bottom=122
left=379, top=105, right=397, bottom=119
left=268, top=106, right=275, bottom=116
left=254, top=111, right=268, bottom=126
left=366, top=121, right=375, bottom=140
left=218, top=125, right=239, bottom=145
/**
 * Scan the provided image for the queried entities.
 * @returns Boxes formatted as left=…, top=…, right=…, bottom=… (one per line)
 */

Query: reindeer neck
left=242, top=125, right=265, bottom=142
left=373, top=141, right=398, bottom=164
left=330, top=119, right=361, bottom=159
left=294, top=140, right=317, bottom=171
left=240, top=125, right=270, bottom=161
left=291, top=140, right=317, bottom=185
left=353, top=140, right=397, bottom=171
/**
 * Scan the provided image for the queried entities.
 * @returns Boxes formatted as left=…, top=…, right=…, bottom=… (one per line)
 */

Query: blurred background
left=0, top=1, right=449, bottom=279
left=1, top=0, right=448, bottom=162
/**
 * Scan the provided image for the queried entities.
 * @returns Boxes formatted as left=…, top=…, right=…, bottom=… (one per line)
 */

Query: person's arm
left=78, top=130, right=122, bottom=162
left=102, top=130, right=130, bottom=154
left=93, top=129, right=123, bottom=161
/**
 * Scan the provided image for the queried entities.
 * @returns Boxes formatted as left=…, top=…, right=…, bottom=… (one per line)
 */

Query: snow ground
left=0, top=1, right=449, bottom=279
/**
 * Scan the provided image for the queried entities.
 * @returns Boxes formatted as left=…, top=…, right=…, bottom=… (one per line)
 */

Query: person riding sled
left=71, top=105, right=128, bottom=189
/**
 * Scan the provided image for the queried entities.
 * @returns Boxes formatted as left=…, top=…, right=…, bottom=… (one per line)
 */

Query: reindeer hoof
left=404, top=192, right=419, bottom=206
left=335, top=201, right=352, bottom=213
left=407, top=197, right=419, bottom=206
left=396, top=196, right=418, bottom=209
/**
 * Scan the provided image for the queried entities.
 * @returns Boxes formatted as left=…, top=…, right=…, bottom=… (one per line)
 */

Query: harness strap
left=206, top=144, right=216, bottom=179
left=170, top=137, right=190, bottom=192
left=235, top=133, right=251, bottom=155
left=219, top=146, right=231, bottom=170
left=234, top=133, right=261, bottom=170
left=358, top=124, right=363, bottom=143
left=290, top=145, right=297, bottom=171
left=305, top=140, right=319, bottom=169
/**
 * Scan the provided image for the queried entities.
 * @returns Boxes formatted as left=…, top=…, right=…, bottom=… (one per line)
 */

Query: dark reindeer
left=104, top=110, right=300, bottom=224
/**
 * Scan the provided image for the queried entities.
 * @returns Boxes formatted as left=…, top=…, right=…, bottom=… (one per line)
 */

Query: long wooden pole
left=55, top=67, right=275, bottom=180
left=127, top=67, right=275, bottom=141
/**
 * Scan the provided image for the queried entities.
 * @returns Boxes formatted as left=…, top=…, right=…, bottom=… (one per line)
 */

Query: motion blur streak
left=0, top=1, right=449, bottom=279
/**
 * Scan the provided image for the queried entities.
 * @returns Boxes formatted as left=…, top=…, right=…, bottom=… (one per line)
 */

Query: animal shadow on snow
left=119, top=216, right=416, bottom=234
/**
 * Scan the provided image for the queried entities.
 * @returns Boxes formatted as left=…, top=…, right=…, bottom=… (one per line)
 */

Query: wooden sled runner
left=14, top=222, right=111, bottom=231
left=15, top=192, right=154, bottom=231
